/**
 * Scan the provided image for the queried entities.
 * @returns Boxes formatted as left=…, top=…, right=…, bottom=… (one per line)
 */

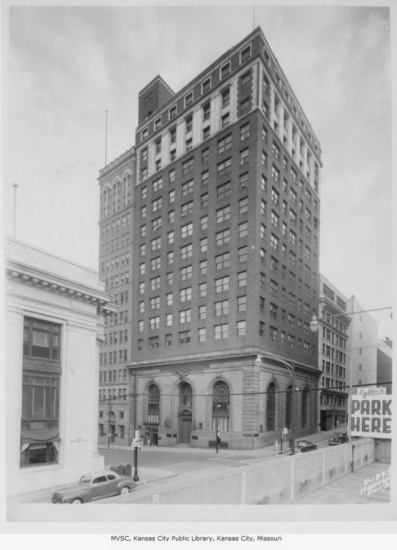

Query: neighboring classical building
left=5, top=239, right=115, bottom=495
left=316, top=275, right=350, bottom=431
left=128, top=27, right=322, bottom=449
left=97, top=147, right=135, bottom=446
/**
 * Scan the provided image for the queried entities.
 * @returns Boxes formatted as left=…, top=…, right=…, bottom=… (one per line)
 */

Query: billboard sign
left=350, top=386, right=392, bottom=439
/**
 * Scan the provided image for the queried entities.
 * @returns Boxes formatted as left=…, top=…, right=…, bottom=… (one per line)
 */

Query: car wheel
left=71, top=498, right=83, bottom=504
left=120, top=487, right=129, bottom=496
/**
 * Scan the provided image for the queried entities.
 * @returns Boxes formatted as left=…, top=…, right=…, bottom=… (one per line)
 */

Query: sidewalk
left=99, top=424, right=348, bottom=458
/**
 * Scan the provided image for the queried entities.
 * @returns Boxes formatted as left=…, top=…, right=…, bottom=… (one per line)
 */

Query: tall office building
left=128, top=27, right=322, bottom=449
left=317, top=275, right=350, bottom=431
left=97, top=147, right=135, bottom=446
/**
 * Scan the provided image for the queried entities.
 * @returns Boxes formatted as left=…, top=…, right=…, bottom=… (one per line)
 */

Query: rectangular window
left=238, top=221, right=248, bottom=238
left=199, top=305, right=207, bottom=320
left=181, top=222, right=193, bottom=238
left=203, top=102, right=211, bottom=121
left=199, top=282, right=207, bottom=297
left=216, top=228, right=230, bottom=246
left=202, top=78, right=211, bottom=94
left=215, top=252, right=230, bottom=270
left=215, top=276, right=229, bottom=293
left=221, top=87, right=230, bottom=108
left=237, top=295, right=247, bottom=312
left=216, top=205, right=231, bottom=223
left=218, top=134, right=232, bottom=154
left=181, top=243, right=193, bottom=260
left=152, top=217, right=162, bottom=232
left=179, top=309, right=192, bottom=324
left=240, top=97, right=250, bottom=115
left=200, top=237, right=208, bottom=253
left=238, top=271, right=247, bottom=287
left=217, top=157, right=232, bottom=177
left=201, top=193, right=209, bottom=209
left=180, top=287, right=192, bottom=302
left=179, top=331, right=191, bottom=344
left=221, top=62, right=231, bottom=79
left=239, top=197, right=248, bottom=214
left=240, top=147, right=249, bottom=165
left=198, top=328, right=206, bottom=342
left=182, top=180, right=193, bottom=197
left=180, top=265, right=192, bottom=281
left=237, top=321, right=246, bottom=336
left=240, top=172, right=249, bottom=190
left=200, top=260, right=207, bottom=275
left=214, top=324, right=229, bottom=339
left=215, top=300, right=229, bottom=317
left=149, top=317, right=160, bottom=330
left=240, top=123, right=250, bottom=141
left=217, top=182, right=231, bottom=200
left=238, top=246, right=248, bottom=263
left=181, top=198, right=193, bottom=215
left=182, top=157, right=194, bottom=175
left=240, top=46, right=251, bottom=64
left=201, top=215, right=208, bottom=231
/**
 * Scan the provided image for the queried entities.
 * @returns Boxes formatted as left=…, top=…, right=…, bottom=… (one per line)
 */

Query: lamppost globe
left=310, top=315, right=320, bottom=333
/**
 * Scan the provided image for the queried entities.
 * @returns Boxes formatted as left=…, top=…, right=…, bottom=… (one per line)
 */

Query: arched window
left=266, top=382, right=276, bottom=431
left=147, top=384, right=160, bottom=423
left=301, top=387, right=308, bottom=428
left=212, top=381, right=230, bottom=431
left=180, top=382, right=192, bottom=409
left=285, top=385, right=292, bottom=430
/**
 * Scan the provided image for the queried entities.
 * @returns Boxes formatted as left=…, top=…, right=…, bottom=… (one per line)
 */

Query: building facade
left=317, top=275, right=350, bottom=431
left=97, top=146, right=135, bottom=446
left=128, top=27, right=322, bottom=449
left=346, top=295, right=379, bottom=390
left=5, top=239, right=114, bottom=495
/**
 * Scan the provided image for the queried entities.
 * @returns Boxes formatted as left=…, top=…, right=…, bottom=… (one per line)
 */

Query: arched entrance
left=178, top=382, right=193, bottom=444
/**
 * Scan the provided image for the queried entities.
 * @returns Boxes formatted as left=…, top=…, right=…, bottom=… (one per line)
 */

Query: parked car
left=51, top=470, right=136, bottom=504
left=290, top=440, right=318, bottom=454
left=328, top=432, right=348, bottom=446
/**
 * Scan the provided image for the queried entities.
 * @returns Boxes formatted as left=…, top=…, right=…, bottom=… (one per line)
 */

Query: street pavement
left=7, top=425, right=390, bottom=505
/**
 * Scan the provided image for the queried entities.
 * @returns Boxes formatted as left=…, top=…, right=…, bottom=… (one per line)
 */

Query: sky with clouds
left=2, top=3, right=393, bottom=338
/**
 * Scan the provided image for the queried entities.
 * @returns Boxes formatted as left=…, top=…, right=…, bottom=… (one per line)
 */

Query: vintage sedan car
left=328, top=432, right=348, bottom=446
left=51, top=470, right=136, bottom=504
left=290, top=440, right=318, bottom=454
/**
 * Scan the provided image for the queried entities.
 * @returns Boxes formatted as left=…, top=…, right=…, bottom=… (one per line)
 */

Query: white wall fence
left=125, top=439, right=376, bottom=505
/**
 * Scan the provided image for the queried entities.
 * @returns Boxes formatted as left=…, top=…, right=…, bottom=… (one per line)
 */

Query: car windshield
left=297, top=442, right=307, bottom=447
left=79, top=475, right=92, bottom=484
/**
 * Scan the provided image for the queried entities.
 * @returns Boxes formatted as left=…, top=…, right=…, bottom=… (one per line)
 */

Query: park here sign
left=350, top=387, right=392, bottom=439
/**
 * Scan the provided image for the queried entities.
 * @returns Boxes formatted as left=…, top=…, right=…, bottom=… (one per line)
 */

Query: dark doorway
left=181, top=418, right=192, bottom=443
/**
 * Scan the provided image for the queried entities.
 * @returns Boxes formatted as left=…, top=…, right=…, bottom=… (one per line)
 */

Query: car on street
left=51, top=470, right=136, bottom=504
left=328, top=432, right=348, bottom=446
left=290, top=440, right=318, bottom=454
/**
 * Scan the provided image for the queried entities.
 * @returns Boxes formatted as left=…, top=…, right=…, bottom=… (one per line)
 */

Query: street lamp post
left=133, top=373, right=140, bottom=482
left=256, top=354, right=296, bottom=455
left=107, top=400, right=112, bottom=449
left=215, top=396, right=221, bottom=454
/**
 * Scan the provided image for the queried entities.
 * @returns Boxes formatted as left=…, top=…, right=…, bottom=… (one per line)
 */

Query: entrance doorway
left=179, top=382, right=193, bottom=444
left=180, top=418, right=192, bottom=443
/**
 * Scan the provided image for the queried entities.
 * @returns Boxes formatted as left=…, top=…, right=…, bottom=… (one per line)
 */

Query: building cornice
left=98, top=146, right=136, bottom=180
left=127, top=347, right=321, bottom=377
left=6, top=259, right=117, bottom=316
